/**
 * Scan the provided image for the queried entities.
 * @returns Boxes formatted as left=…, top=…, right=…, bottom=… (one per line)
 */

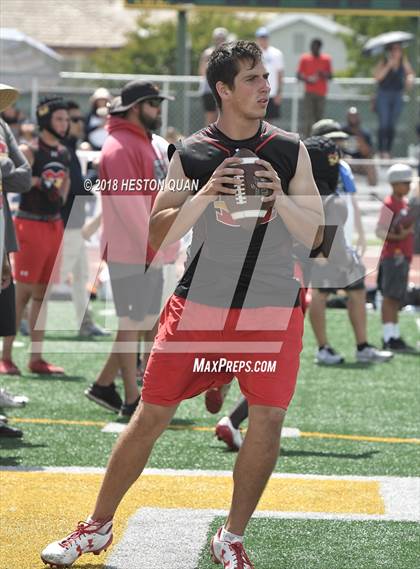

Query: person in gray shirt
left=0, top=84, right=31, bottom=376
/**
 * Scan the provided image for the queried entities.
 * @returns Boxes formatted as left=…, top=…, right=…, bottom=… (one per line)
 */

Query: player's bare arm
left=19, top=144, right=39, bottom=187
left=256, top=141, right=324, bottom=249
left=149, top=151, right=242, bottom=250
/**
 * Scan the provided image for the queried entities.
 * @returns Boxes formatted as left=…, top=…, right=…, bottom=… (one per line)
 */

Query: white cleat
left=210, top=526, right=254, bottom=568
left=315, top=345, right=344, bottom=365
left=41, top=519, right=113, bottom=567
left=215, top=416, right=243, bottom=451
left=356, top=345, right=393, bottom=363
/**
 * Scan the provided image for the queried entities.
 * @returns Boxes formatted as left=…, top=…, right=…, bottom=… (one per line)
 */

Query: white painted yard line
left=105, top=505, right=419, bottom=569
left=106, top=508, right=215, bottom=569
left=380, top=477, right=420, bottom=521
left=101, top=422, right=301, bottom=438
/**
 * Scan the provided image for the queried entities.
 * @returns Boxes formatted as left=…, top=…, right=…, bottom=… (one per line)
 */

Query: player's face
left=51, top=109, right=70, bottom=138
left=228, top=60, right=270, bottom=120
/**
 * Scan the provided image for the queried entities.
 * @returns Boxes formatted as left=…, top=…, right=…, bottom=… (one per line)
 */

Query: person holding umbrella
left=372, top=39, right=414, bottom=158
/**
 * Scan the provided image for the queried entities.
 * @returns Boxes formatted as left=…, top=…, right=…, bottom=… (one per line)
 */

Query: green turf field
left=1, top=305, right=419, bottom=568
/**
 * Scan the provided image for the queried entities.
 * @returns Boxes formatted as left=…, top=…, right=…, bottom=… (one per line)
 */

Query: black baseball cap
left=109, top=80, right=174, bottom=115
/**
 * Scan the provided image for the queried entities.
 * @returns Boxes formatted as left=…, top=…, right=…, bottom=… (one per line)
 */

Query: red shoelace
left=228, top=542, right=254, bottom=569
left=59, top=521, right=91, bottom=549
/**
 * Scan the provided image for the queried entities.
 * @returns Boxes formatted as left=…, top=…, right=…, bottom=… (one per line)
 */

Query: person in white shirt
left=255, top=27, right=284, bottom=122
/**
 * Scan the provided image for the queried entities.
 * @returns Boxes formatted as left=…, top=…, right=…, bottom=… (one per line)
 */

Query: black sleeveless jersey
left=172, top=121, right=301, bottom=308
left=19, top=138, right=70, bottom=216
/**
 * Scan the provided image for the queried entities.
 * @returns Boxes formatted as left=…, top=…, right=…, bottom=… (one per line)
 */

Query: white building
left=263, top=13, right=352, bottom=77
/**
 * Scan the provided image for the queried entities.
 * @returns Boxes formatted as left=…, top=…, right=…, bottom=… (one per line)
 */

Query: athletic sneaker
left=0, top=421, right=23, bottom=438
left=119, top=395, right=140, bottom=417
left=0, top=359, right=21, bottom=376
left=84, top=383, right=122, bottom=413
left=205, top=384, right=230, bottom=414
left=383, top=337, right=416, bottom=353
left=79, top=323, right=110, bottom=337
left=215, top=416, right=243, bottom=451
left=0, top=388, right=29, bottom=407
left=41, top=518, right=113, bottom=567
left=29, top=359, right=65, bottom=375
left=315, top=345, right=344, bottom=365
left=356, top=344, right=393, bottom=363
left=210, top=527, right=254, bottom=569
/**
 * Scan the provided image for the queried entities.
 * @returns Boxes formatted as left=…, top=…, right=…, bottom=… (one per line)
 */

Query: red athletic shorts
left=13, top=218, right=63, bottom=284
left=142, top=295, right=304, bottom=409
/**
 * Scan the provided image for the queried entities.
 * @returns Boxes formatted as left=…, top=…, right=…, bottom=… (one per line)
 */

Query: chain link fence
left=13, top=72, right=420, bottom=157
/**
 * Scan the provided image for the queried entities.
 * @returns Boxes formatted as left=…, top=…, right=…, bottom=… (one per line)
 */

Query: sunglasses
left=144, top=98, right=162, bottom=108
left=70, top=117, right=84, bottom=123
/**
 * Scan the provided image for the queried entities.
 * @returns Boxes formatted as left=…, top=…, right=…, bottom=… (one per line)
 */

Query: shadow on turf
left=281, top=448, right=380, bottom=460
left=0, top=440, right=46, bottom=466
left=316, top=362, right=375, bottom=369
left=25, top=373, right=85, bottom=382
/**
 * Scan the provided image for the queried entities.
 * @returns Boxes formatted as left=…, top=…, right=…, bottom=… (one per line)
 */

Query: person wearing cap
left=0, top=83, right=31, bottom=436
left=255, top=27, right=284, bottom=123
left=1, top=96, right=70, bottom=376
left=311, top=119, right=366, bottom=255
left=305, top=133, right=392, bottom=365
left=85, top=87, right=112, bottom=150
left=297, top=38, right=333, bottom=137
left=376, top=163, right=416, bottom=352
left=341, top=107, right=377, bottom=186
left=198, top=27, right=229, bottom=125
left=83, top=80, right=174, bottom=417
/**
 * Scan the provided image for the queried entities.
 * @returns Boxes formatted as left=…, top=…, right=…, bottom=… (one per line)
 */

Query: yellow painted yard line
left=300, top=431, right=420, bottom=445
left=0, top=471, right=384, bottom=569
left=10, top=417, right=107, bottom=427
left=8, top=417, right=420, bottom=445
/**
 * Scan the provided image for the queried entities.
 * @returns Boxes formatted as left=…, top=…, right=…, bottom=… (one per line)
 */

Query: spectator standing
left=0, top=83, right=30, bottom=437
left=1, top=97, right=70, bottom=375
left=341, top=106, right=377, bottom=186
left=199, top=27, right=229, bottom=125
left=376, top=164, right=416, bottom=352
left=305, top=132, right=392, bottom=365
left=297, top=38, right=333, bottom=137
left=0, top=84, right=32, bottom=376
left=60, top=101, right=109, bottom=338
left=85, top=88, right=112, bottom=150
left=373, top=43, right=414, bottom=158
left=255, top=27, right=284, bottom=122
left=84, top=81, right=173, bottom=417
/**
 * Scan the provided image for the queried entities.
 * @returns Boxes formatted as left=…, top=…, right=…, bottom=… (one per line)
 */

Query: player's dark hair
left=206, top=40, right=262, bottom=110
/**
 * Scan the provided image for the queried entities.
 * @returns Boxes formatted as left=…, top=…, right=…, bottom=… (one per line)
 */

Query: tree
left=89, top=11, right=263, bottom=75
left=335, top=15, right=417, bottom=77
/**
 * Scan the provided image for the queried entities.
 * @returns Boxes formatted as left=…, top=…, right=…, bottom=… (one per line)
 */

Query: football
left=224, top=148, right=273, bottom=230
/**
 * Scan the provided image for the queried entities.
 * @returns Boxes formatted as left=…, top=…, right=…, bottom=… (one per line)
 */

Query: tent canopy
left=0, top=27, right=62, bottom=90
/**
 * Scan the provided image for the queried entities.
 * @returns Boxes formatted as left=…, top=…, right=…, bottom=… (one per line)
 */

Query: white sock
left=383, top=323, right=395, bottom=343
left=221, top=527, right=243, bottom=543
left=393, top=324, right=400, bottom=339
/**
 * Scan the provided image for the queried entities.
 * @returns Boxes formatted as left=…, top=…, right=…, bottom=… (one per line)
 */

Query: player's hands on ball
left=200, top=157, right=244, bottom=201
left=255, top=159, right=284, bottom=203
